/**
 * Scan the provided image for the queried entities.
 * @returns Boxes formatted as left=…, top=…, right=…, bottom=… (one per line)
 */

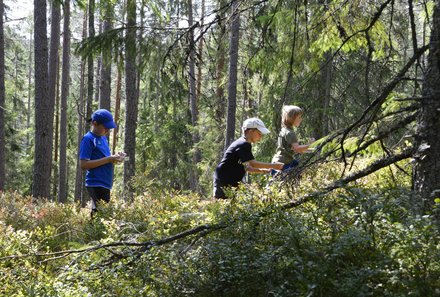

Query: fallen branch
left=282, top=147, right=414, bottom=209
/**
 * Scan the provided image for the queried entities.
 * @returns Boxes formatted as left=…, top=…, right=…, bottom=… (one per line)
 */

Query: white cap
left=242, top=117, right=270, bottom=134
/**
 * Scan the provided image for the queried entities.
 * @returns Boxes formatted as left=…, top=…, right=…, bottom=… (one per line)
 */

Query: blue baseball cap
left=92, top=109, right=117, bottom=129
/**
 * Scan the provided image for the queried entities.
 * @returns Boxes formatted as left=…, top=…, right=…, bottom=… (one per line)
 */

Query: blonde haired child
left=272, top=105, right=314, bottom=168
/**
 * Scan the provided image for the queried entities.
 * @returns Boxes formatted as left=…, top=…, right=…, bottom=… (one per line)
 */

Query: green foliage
left=1, top=158, right=439, bottom=296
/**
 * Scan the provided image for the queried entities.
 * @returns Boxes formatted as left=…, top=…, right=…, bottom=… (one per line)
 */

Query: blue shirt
left=214, top=137, right=254, bottom=186
left=79, top=131, right=114, bottom=189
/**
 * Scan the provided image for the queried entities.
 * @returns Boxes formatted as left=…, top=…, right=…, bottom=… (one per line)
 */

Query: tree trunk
left=224, top=0, right=240, bottom=149
left=58, top=0, right=71, bottom=203
left=95, top=19, right=102, bottom=103
left=86, top=0, right=95, bottom=126
left=74, top=11, right=88, bottom=205
left=0, top=0, right=5, bottom=190
left=188, top=0, right=200, bottom=191
left=123, top=0, right=138, bottom=188
left=49, top=0, right=61, bottom=144
left=196, top=0, right=205, bottom=100
left=214, top=0, right=227, bottom=157
left=99, top=5, right=112, bottom=110
left=53, top=56, right=60, bottom=199
left=112, top=67, right=122, bottom=154
left=26, top=29, right=33, bottom=147
left=413, top=0, right=440, bottom=221
left=313, top=51, right=332, bottom=139
left=32, top=0, right=52, bottom=199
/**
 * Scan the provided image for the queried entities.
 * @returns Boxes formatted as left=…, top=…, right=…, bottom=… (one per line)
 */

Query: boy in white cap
left=213, top=117, right=284, bottom=199
left=79, top=109, right=126, bottom=218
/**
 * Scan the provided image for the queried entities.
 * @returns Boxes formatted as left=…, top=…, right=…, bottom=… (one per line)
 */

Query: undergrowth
left=0, top=160, right=439, bottom=296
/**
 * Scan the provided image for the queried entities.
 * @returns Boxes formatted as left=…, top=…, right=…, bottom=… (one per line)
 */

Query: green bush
left=0, top=160, right=439, bottom=296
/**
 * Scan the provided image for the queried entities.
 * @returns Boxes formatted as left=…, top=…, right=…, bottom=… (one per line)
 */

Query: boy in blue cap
left=79, top=109, right=126, bottom=218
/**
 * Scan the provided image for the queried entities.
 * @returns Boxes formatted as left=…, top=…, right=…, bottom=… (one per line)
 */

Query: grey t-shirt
left=272, top=127, right=298, bottom=164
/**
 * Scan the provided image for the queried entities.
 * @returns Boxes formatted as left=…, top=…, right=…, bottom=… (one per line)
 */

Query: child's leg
left=86, top=187, right=110, bottom=215
left=213, top=179, right=233, bottom=199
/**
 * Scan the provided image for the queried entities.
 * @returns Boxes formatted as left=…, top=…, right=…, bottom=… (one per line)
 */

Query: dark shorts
left=213, top=179, right=237, bottom=199
left=87, top=187, right=111, bottom=204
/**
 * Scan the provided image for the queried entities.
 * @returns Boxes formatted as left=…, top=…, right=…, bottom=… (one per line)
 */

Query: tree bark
left=26, top=29, right=33, bottom=147
left=224, top=0, right=240, bottom=149
left=99, top=5, right=112, bottom=110
left=74, top=11, right=88, bottom=205
left=188, top=0, right=200, bottom=191
left=32, top=0, right=52, bottom=199
left=0, top=0, right=5, bottom=190
left=214, top=0, right=227, bottom=157
left=313, top=51, right=332, bottom=139
left=58, top=0, right=71, bottom=203
left=413, top=0, right=440, bottom=220
left=86, top=0, right=95, bottom=126
left=95, top=19, right=102, bottom=103
left=112, top=67, right=122, bottom=154
left=53, top=55, right=60, bottom=199
left=196, top=0, right=205, bottom=100
left=123, top=0, right=138, bottom=188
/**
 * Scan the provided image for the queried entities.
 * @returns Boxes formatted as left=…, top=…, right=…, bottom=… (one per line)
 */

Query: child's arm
left=80, top=153, right=124, bottom=170
left=292, top=138, right=315, bottom=154
left=245, top=159, right=283, bottom=173
left=291, top=142, right=310, bottom=154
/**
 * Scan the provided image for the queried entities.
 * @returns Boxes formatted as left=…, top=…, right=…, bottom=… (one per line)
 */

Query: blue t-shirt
left=79, top=131, right=114, bottom=189
left=214, top=137, right=254, bottom=186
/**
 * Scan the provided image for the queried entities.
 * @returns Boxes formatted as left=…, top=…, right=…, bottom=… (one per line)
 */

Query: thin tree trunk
left=86, top=0, right=95, bottom=129
left=196, top=0, right=205, bottom=99
left=0, top=0, right=5, bottom=190
left=99, top=5, right=112, bottom=110
left=58, top=0, right=71, bottom=203
left=225, top=0, right=240, bottom=149
left=123, top=0, right=138, bottom=189
left=49, top=1, right=61, bottom=200
left=136, top=2, right=144, bottom=109
left=26, top=29, right=33, bottom=147
left=413, top=0, right=440, bottom=222
left=95, top=19, right=102, bottom=103
left=32, top=0, right=52, bottom=199
left=53, top=56, right=60, bottom=199
left=81, top=0, right=95, bottom=206
left=188, top=0, right=200, bottom=191
left=74, top=11, right=88, bottom=205
left=112, top=67, right=122, bottom=154
left=215, top=0, right=227, bottom=157
left=313, top=51, right=332, bottom=139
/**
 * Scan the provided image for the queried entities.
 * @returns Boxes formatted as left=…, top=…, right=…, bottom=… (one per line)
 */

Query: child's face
left=92, top=122, right=110, bottom=136
left=292, top=114, right=303, bottom=127
left=247, top=129, right=263, bottom=143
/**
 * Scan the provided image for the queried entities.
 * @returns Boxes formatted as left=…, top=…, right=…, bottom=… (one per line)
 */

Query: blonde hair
left=281, top=105, right=303, bottom=128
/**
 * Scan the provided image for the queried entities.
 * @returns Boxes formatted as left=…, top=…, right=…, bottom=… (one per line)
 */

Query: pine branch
left=282, top=147, right=414, bottom=209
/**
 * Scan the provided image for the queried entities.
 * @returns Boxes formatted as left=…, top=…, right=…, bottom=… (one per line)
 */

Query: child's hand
left=116, top=152, right=128, bottom=162
left=108, top=154, right=121, bottom=164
